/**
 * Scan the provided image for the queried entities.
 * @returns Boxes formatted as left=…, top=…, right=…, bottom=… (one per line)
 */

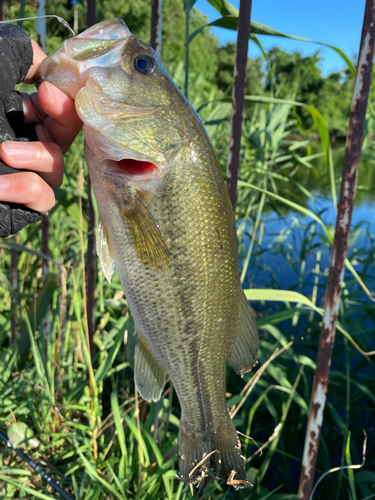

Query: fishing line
left=0, top=430, right=73, bottom=500
left=0, top=15, right=75, bottom=37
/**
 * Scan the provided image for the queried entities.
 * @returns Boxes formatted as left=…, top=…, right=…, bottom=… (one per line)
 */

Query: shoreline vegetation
left=1, top=1, right=374, bottom=499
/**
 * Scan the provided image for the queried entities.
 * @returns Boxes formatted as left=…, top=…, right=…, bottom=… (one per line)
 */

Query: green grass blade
left=110, top=389, right=128, bottom=466
left=245, top=288, right=320, bottom=308
left=241, top=190, right=266, bottom=283
left=106, top=461, right=127, bottom=498
left=242, top=96, right=332, bottom=172
left=205, top=0, right=238, bottom=16
left=255, top=365, right=304, bottom=486
left=244, top=288, right=375, bottom=357
left=18, top=272, right=58, bottom=360
left=0, top=476, right=54, bottom=500
left=143, top=429, right=164, bottom=467
left=190, top=10, right=355, bottom=76
left=0, top=242, right=62, bottom=268
left=123, top=413, right=150, bottom=467
left=187, top=0, right=197, bottom=10
left=256, top=306, right=309, bottom=326
left=343, top=259, right=374, bottom=300
left=174, top=481, right=185, bottom=500
left=305, top=105, right=330, bottom=164
left=250, top=34, right=269, bottom=64
left=23, top=313, right=53, bottom=403
left=258, top=483, right=286, bottom=499
left=238, top=180, right=324, bottom=226
left=76, top=447, right=126, bottom=500
left=249, top=20, right=355, bottom=76
left=95, top=318, right=129, bottom=384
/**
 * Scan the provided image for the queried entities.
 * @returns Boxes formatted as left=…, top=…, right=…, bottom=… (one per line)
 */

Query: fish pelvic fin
left=121, top=195, right=172, bottom=270
left=178, top=420, right=250, bottom=489
left=97, top=218, right=116, bottom=283
left=228, top=291, right=259, bottom=377
left=134, top=333, right=166, bottom=402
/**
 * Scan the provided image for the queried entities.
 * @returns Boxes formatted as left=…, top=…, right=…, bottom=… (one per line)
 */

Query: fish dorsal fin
left=228, top=292, right=259, bottom=377
left=134, top=332, right=166, bottom=402
left=121, top=195, right=172, bottom=270
left=96, top=218, right=116, bottom=283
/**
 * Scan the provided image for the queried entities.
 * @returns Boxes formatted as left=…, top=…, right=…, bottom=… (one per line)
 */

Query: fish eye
left=134, top=55, right=154, bottom=74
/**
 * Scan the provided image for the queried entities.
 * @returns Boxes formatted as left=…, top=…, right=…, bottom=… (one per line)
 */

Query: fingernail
left=0, top=177, right=10, bottom=192
left=2, top=142, right=36, bottom=161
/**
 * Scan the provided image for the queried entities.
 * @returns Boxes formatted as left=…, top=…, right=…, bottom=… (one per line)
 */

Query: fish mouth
left=104, top=158, right=161, bottom=180
left=117, top=158, right=158, bottom=175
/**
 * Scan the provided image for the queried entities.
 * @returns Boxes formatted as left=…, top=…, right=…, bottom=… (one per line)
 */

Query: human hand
left=0, top=38, right=82, bottom=214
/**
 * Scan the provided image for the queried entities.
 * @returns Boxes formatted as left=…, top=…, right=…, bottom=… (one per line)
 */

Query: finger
left=0, top=172, right=55, bottom=212
left=24, top=39, right=47, bottom=84
left=23, top=82, right=82, bottom=153
left=37, top=82, right=82, bottom=151
left=22, top=82, right=77, bottom=125
left=0, top=141, right=64, bottom=190
left=22, top=91, right=48, bottom=125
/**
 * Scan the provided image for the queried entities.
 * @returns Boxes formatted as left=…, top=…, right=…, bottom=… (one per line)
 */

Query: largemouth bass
left=37, top=18, right=259, bottom=488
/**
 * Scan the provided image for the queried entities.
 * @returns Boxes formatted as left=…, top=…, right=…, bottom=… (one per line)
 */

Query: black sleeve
left=0, top=23, right=49, bottom=239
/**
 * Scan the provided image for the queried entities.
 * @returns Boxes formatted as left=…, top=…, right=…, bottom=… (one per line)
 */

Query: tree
left=215, top=41, right=264, bottom=97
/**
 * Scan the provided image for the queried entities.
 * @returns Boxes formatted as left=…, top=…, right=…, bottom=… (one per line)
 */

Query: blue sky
left=194, top=0, right=366, bottom=76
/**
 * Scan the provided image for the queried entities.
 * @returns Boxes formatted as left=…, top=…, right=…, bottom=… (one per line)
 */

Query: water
left=238, top=191, right=375, bottom=494
left=241, top=191, right=375, bottom=375
left=242, top=192, right=375, bottom=308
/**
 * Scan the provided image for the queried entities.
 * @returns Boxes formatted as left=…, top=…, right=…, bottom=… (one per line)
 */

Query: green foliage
left=1, top=1, right=375, bottom=499
left=216, top=42, right=264, bottom=97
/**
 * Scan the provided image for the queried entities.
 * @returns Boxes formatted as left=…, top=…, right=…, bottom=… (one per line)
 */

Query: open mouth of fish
left=103, top=157, right=161, bottom=182
left=117, top=158, right=157, bottom=175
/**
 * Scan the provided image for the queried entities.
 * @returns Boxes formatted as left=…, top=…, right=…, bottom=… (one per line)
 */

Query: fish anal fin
left=121, top=195, right=171, bottom=270
left=134, top=333, right=166, bottom=403
left=228, top=292, right=259, bottom=377
left=96, top=218, right=116, bottom=283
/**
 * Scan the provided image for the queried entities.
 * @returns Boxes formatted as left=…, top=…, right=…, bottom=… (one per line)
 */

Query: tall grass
left=1, top=2, right=375, bottom=499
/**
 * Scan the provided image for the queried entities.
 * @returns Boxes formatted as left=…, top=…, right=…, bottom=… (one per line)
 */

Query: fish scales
left=37, top=18, right=259, bottom=488
left=87, top=136, right=239, bottom=426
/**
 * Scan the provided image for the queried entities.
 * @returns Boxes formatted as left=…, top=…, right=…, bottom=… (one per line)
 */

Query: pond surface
left=242, top=193, right=375, bottom=303
left=241, top=189, right=375, bottom=371
left=239, top=188, right=375, bottom=492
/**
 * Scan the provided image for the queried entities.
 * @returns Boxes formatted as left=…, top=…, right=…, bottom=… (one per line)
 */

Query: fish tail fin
left=178, top=419, right=250, bottom=489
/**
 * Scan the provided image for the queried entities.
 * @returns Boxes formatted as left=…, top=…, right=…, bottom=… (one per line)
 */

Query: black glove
left=0, top=23, right=49, bottom=239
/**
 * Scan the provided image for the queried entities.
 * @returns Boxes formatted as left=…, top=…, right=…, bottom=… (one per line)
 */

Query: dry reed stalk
left=150, top=0, right=163, bottom=57
left=85, top=0, right=97, bottom=358
left=298, top=1, right=375, bottom=497
left=78, top=162, right=97, bottom=458
left=10, top=238, right=17, bottom=343
left=226, top=0, right=253, bottom=211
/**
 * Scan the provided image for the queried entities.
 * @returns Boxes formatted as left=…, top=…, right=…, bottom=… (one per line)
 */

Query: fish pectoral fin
left=97, top=218, right=116, bottom=283
left=122, top=195, right=172, bottom=270
left=134, top=333, right=166, bottom=402
left=228, top=291, right=259, bottom=377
